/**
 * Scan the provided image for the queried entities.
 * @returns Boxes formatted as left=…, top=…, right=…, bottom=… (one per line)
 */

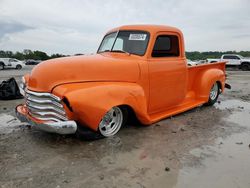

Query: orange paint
left=19, top=25, right=226, bottom=131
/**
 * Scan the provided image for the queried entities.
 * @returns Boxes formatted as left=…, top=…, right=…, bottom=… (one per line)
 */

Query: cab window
left=9, top=59, right=18, bottom=62
left=152, top=35, right=179, bottom=57
left=223, top=55, right=239, bottom=60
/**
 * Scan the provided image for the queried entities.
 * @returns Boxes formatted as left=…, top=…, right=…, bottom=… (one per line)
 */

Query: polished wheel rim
left=99, top=107, right=123, bottom=137
left=210, top=83, right=218, bottom=100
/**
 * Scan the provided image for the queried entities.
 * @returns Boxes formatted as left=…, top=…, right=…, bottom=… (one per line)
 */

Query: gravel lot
left=0, top=66, right=250, bottom=188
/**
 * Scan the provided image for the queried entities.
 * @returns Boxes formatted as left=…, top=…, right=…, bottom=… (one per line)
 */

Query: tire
left=75, top=125, right=105, bottom=141
left=98, top=106, right=128, bottom=137
left=205, top=82, right=219, bottom=106
left=16, top=64, right=22, bottom=70
left=241, top=63, right=250, bottom=71
left=0, top=63, right=4, bottom=70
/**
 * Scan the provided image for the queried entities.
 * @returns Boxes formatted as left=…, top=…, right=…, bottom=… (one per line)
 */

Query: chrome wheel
left=210, top=83, right=219, bottom=101
left=99, top=107, right=123, bottom=137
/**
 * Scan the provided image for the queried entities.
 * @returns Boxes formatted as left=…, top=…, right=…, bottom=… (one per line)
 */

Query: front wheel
left=205, top=82, right=219, bottom=106
left=98, top=106, right=127, bottom=137
left=0, top=63, right=4, bottom=70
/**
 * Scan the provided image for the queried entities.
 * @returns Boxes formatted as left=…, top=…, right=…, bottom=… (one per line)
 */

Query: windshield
left=98, top=30, right=150, bottom=56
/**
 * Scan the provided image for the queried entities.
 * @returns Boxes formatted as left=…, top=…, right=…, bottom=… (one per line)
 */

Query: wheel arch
left=195, top=68, right=225, bottom=101
left=241, top=61, right=250, bottom=65
left=0, top=61, right=4, bottom=67
left=53, top=82, right=148, bottom=131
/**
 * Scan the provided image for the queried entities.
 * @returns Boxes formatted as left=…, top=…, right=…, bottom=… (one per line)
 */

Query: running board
left=148, top=100, right=205, bottom=123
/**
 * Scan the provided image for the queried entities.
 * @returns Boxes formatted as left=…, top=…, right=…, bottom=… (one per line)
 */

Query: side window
left=10, top=59, right=18, bottom=62
left=223, top=55, right=239, bottom=60
left=152, top=35, right=179, bottom=57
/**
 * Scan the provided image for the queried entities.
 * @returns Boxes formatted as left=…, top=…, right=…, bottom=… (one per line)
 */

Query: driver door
left=148, top=33, right=187, bottom=113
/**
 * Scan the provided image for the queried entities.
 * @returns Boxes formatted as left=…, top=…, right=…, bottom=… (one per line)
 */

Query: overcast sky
left=0, top=0, right=249, bottom=55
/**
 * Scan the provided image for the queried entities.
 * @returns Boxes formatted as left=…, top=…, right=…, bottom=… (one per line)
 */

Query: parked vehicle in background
left=25, top=59, right=41, bottom=65
left=187, top=59, right=207, bottom=66
left=207, top=54, right=250, bottom=70
left=16, top=25, right=229, bottom=138
left=0, top=58, right=25, bottom=70
left=187, top=59, right=198, bottom=66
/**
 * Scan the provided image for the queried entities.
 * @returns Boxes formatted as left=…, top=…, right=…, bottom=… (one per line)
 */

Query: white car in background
left=187, top=59, right=199, bottom=66
left=0, top=58, right=25, bottom=70
left=207, top=54, right=250, bottom=71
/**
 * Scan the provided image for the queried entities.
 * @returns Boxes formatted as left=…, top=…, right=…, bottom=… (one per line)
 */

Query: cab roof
left=107, top=25, right=182, bottom=35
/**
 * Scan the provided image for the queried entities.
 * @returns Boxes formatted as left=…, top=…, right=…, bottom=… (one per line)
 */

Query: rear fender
left=196, top=68, right=225, bottom=101
left=53, top=82, right=148, bottom=131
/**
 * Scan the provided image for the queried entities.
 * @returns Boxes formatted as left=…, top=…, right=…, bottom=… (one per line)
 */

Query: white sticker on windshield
left=129, top=34, right=147, bottom=41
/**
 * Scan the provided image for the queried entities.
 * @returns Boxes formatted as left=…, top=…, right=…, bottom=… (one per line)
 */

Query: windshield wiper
left=111, top=49, right=130, bottom=55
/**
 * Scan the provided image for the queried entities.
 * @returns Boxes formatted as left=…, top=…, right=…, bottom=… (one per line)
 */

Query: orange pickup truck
left=16, top=25, right=230, bottom=137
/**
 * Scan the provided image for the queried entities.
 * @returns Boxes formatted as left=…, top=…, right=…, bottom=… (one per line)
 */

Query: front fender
left=53, top=82, right=148, bottom=131
left=196, top=68, right=225, bottom=101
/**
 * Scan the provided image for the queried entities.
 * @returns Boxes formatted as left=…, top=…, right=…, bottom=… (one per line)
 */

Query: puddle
left=176, top=99, right=250, bottom=188
left=215, top=99, right=250, bottom=128
left=215, top=99, right=250, bottom=111
left=177, top=132, right=250, bottom=188
left=0, top=114, right=24, bottom=134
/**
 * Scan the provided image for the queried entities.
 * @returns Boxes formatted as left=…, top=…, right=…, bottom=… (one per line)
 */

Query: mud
left=0, top=67, right=250, bottom=188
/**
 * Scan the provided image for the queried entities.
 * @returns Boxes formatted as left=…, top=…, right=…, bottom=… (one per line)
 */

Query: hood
left=28, top=53, right=141, bottom=92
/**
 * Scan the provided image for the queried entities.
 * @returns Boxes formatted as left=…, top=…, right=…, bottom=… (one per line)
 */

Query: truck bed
left=187, top=61, right=226, bottom=98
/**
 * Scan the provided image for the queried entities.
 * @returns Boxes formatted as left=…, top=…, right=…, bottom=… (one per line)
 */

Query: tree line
left=0, top=49, right=66, bottom=61
left=0, top=49, right=250, bottom=61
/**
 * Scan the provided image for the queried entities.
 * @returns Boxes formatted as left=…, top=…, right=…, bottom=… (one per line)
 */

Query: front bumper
left=16, top=104, right=77, bottom=134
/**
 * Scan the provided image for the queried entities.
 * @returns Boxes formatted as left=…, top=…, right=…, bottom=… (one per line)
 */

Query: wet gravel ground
left=0, top=66, right=250, bottom=188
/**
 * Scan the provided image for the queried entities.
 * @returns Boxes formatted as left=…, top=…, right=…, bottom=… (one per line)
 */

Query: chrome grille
left=25, top=90, right=67, bottom=122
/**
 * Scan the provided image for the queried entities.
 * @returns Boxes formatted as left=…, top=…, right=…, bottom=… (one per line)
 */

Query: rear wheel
left=241, top=63, right=250, bottom=71
left=205, top=82, right=219, bottom=106
left=16, top=64, right=22, bottom=69
left=98, top=106, right=127, bottom=137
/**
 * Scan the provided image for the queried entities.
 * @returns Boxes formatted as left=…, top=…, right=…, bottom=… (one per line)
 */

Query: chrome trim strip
left=26, top=90, right=61, bottom=101
left=16, top=105, right=77, bottom=135
left=26, top=102, right=66, bottom=115
left=27, top=113, right=63, bottom=122
left=26, top=97, right=64, bottom=108
left=28, top=110, right=68, bottom=121
left=25, top=89, right=68, bottom=122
